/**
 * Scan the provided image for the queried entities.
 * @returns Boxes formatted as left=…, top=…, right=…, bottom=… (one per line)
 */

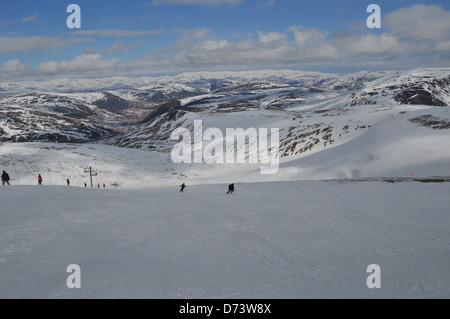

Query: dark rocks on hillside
left=92, top=92, right=133, bottom=111
left=394, top=90, right=447, bottom=106
left=409, top=115, right=450, bottom=129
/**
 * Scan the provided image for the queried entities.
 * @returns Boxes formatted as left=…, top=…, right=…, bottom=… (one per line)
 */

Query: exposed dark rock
left=395, top=90, right=447, bottom=106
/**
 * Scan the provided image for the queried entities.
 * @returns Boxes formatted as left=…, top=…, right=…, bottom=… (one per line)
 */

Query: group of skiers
left=1, top=170, right=110, bottom=188
left=179, top=182, right=235, bottom=194
left=3, top=169, right=235, bottom=193
left=2, top=169, right=45, bottom=185
left=2, top=169, right=73, bottom=186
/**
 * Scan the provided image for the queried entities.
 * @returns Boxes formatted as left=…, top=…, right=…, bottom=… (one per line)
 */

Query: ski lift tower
left=84, top=166, right=98, bottom=188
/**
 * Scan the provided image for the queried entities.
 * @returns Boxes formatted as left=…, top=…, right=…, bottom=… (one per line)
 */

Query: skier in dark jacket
left=227, top=183, right=234, bottom=194
left=2, top=170, right=10, bottom=185
left=180, top=183, right=186, bottom=193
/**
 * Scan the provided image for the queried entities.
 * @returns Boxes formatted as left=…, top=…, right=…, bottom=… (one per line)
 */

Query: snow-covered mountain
left=0, top=87, right=198, bottom=142
left=99, top=68, right=450, bottom=168
left=0, top=91, right=123, bottom=142
left=0, top=70, right=381, bottom=94
left=348, top=68, right=450, bottom=106
left=0, top=68, right=449, bottom=171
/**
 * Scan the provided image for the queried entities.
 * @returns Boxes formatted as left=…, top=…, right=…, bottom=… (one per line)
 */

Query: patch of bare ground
left=409, top=114, right=450, bottom=129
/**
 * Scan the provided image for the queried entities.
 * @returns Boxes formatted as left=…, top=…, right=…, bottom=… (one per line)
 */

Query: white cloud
left=75, top=29, right=164, bottom=37
left=385, top=4, right=450, bottom=42
left=175, top=28, right=214, bottom=41
left=37, top=54, right=118, bottom=76
left=0, top=14, right=39, bottom=27
left=0, top=36, right=86, bottom=53
left=258, top=31, right=286, bottom=43
left=3, top=4, right=450, bottom=81
left=21, top=14, right=39, bottom=23
left=333, top=33, right=407, bottom=55
left=256, top=0, right=276, bottom=7
left=2, top=59, right=31, bottom=72
left=436, top=40, right=450, bottom=52
left=84, top=40, right=143, bottom=55
left=0, top=28, right=431, bottom=81
left=0, top=59, right=34, bottom=80
left=288, top=26, right=326, bottom=46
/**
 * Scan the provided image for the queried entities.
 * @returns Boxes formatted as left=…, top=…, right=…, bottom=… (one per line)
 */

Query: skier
left=2, top=170, right=10, bottom=185
left=67, top=178, right=70, bottom=186
left=38, top=174, right=43, bottom=185
left=180, top=183, right=186, bottom=193
left=227, top=183, right=234, bottom=194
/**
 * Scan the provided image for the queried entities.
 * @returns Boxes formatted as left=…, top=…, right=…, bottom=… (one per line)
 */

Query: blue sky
left=1, top=0, right=450, bottom=81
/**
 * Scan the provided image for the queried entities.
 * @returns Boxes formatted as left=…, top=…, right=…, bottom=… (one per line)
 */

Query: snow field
left=0, top=181, right=449, bottom=298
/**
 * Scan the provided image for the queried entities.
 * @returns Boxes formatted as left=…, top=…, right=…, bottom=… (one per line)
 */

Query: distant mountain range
left=1, top=68, right=449, bottom=157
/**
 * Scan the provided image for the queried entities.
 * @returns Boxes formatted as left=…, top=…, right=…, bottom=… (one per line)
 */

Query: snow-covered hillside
left=1, top=102, right=449, bottom=188
left=348, top=68, right=450, bottom=106
left=104, top=102, right=450, bottom=183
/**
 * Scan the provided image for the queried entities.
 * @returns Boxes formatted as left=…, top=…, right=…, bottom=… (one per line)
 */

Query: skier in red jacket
left=38, top=174, right=43, bottom=185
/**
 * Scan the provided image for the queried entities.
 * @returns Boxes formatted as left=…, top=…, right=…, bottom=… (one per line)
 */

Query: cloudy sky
left=1, top=0, right=450, bottom=81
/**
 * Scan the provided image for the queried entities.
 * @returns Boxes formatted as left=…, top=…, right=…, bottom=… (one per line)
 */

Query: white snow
left=0, top=181, right=448, bottom=299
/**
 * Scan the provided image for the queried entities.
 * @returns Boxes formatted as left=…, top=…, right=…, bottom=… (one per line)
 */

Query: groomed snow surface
left=1, top=179, right=449, bottom=299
